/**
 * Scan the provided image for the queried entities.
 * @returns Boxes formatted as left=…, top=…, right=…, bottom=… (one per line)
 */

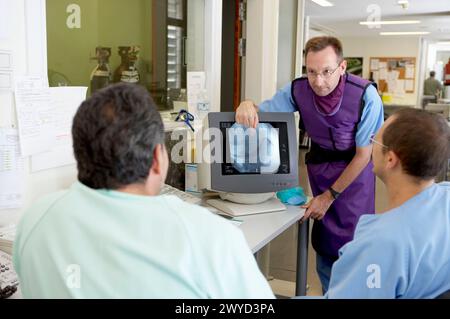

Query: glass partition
left=46, top=0, right=204, bottom=111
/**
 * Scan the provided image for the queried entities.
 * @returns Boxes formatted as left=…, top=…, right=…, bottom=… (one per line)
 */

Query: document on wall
left=31, top=86, right=88, bottom=172
left=378, top=68, right=387, bottom=80
left=0, top=128, right=25, bottom=210
left=405, top=79, right=414, bottom=92
left=387, top=80, right=397, bottom=94
left=405, top=64, right=415, bottom=79
left=394, top=80, right=406, bottom=94
left=187, top=71, right=208, bottom=123
left=370, top=59, right=379, bottom=71
left=14, top=76, right=55, bottom=156
left=387, top=70, right=400, bottom=81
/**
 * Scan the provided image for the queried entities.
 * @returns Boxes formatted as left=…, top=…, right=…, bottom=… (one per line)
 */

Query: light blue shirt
left=258, top=82, right=384, bottom=147
left=13, top=182, right=275, bottom=299
left=326, top=182, right=450, bottom=298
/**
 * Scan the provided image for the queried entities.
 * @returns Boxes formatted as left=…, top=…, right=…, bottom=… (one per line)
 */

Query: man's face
left=305, top=46, right=346, bottom=96
left=372, top=116, right=394, bottom=180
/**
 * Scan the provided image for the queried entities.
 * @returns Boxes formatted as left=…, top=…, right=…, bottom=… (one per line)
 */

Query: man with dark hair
left=13, top=83, right=274, bottom=298
left=236, top=36, right=384, bottom=293
left=424, top=70, right=443, bottom=97
left=326, top=108, right=450, bottom=298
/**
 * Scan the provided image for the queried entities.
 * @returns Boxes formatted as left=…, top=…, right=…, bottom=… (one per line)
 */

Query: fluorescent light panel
left=380, top=31, right=430, bottom=35
left=360, top=20, right=420, bottom=25
left=310, top=0, right=334, bottom=7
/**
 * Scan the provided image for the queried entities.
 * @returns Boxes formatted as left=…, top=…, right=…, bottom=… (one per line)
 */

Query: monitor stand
left=206, top=197, right=286, bottom=217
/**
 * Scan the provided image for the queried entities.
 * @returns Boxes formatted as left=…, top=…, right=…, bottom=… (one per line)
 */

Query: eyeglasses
left=370, top=135, right=388, bottom=148
left=306, top=65, right=341, bottom=79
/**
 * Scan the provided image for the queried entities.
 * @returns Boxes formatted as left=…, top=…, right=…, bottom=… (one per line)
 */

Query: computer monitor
left=198, top=112, right=298, bottom=214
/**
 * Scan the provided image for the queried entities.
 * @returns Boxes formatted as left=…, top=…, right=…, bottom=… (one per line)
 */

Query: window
left=46, top=0, right=204, bottom=111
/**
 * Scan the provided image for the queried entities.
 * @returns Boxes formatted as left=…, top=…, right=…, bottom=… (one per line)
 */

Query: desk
left=224, top=205, right=308, bottom=296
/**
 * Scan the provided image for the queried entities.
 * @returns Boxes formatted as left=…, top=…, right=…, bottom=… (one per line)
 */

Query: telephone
left=0, top=251, right=18, bottom=299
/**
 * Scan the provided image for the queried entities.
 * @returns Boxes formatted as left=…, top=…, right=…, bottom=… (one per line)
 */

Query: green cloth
left=13, top=182, right=275, bottom=298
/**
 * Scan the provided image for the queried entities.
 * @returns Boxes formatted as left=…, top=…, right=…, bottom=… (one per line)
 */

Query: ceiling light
left=360, top=20, right=420, bottom=25
left=397, top=0, right=409, bottom=9
left=310, top=0, right=334, bottom=7
left=380, top=31, right=430, bottom=35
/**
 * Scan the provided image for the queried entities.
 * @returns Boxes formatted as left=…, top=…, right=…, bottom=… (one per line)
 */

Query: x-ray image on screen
left=199, top=112, right=298, bottom=194
left=227, top=123, right=280, bottom=174
left=220, top=121, right=290, bottom=176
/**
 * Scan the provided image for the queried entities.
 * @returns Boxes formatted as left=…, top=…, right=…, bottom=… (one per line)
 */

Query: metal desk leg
left=295, top=219, right=309, bottom=296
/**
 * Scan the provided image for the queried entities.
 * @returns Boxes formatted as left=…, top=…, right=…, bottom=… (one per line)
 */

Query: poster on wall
left=0, top=128, right=25, bottom=210
left=345, top=57, right=363, bottom=77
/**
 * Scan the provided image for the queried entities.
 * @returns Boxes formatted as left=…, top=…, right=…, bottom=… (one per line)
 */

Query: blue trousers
left=316, top=253, right=337, bottom=295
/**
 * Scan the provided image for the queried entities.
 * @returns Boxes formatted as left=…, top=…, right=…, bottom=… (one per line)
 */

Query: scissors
left=175, top=109, right=195, bottom=132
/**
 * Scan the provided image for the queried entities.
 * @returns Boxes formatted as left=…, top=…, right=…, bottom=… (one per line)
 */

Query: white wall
left=245, top=0, right=279, bottom=103
left=276, top=0, right=296, bottom=90
left=187, top=0, right=205, bottom=72
left=0, top=0, right=78, bottom=226
left=340, top=36, right=422, bottom=106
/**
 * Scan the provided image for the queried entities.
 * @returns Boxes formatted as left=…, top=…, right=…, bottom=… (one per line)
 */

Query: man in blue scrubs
left=326, top=109, right=450, bottom=298
left=13, top=83, right=275, bottom=299
left=236, top=36, right=384, bottom=293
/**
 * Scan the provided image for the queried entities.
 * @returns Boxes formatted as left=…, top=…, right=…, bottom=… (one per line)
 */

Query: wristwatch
left=329, top=187, right=341, bottom=200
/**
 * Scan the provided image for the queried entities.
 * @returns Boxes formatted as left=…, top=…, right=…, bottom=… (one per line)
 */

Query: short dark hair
left=430, top=71, right=436, bottom=77
left=304, top=36, right=343, bottom=62
left=382, top=108, right=450, bottom=180
left=72, top=83, right=165, bottom=189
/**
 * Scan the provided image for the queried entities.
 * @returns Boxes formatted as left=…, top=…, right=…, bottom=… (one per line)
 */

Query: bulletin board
left=369, top=57, right=416, bottom=94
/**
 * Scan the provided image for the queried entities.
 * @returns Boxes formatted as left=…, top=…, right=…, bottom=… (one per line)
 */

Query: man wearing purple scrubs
left=235, top=36, right=384, bottom=293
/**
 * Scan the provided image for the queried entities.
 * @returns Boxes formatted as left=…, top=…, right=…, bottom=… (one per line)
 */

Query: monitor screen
left=200, top=112, right=299, bottom=194
left=219, top=121, right=290, bottom=175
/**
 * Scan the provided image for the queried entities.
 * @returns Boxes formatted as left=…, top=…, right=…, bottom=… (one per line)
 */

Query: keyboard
left=160, top=184, right=202, bottom=205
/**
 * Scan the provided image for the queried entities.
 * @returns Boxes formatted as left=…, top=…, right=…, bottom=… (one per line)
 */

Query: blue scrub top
left=326, top=182, right=450, bottom=298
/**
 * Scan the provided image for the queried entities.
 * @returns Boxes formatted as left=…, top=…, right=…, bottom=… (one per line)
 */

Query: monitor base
left=206, top=197, right=286, bottom=217
left=218, top=192, right=274, bottom=204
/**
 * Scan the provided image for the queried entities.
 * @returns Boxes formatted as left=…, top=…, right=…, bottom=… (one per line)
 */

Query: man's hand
left=300, top=190, right=334, bottom=222
left=235, top=100, right=259, bottom=128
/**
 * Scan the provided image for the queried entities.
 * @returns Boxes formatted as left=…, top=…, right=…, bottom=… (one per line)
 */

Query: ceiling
left=305, top=0, right=450, bottom=39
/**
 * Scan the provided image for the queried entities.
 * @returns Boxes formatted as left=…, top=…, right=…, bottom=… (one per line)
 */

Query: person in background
left=326, top=109, right=450, bottom=298
left=423, top=70, right=443, bottom=97
left=13, top=83, right=275, bottom=299
left=235, top=36, right=384, bottom=293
